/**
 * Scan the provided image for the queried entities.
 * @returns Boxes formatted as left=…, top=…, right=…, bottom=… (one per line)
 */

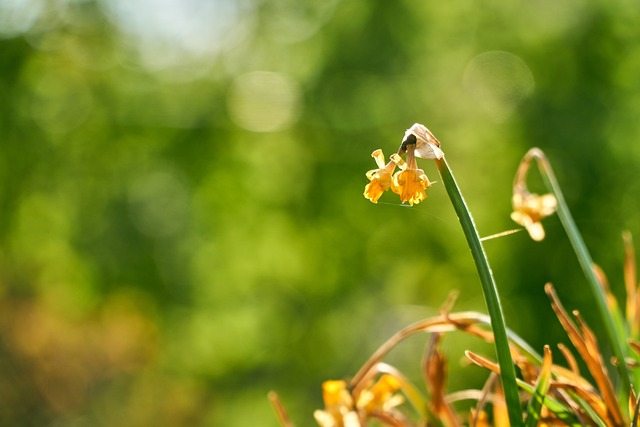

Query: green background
left=1, top=0, right=640, bottom=425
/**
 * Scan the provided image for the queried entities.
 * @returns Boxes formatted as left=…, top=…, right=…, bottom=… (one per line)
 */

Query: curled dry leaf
left=545, top=283, right=624, bottom=426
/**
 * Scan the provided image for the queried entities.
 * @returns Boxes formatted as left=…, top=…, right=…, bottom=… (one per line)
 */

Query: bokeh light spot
left=0, top=0, right=42, bottom=39
left=128, top=170, right=190, bottom=239
left=463, top=51, right=535, bottom=121
left=262, top=0, right=340, bottom=44
left=101, top=0, right=251, bottom=73
left=227, top=71, right=301, bottom=133
left=29, top=71, right=94, bottom=135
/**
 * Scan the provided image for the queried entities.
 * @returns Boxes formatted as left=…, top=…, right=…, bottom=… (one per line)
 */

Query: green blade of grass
left=435, top=157, right=523, bottom=427
left=515, top=380, right=583, bottom=427
left=525, top=345, right=552, bottom=427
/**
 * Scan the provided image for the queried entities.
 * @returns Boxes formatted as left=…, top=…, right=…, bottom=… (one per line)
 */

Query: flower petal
left=364, top=180, right=385, bottom=203
left=511, top=191, right=556, bottom=241
left=371, top=149, right=386, bottom=169
left=392, top=169, right=430, bottom=206
left=525, top=221, right=545, bottom=242
left=364, top=151, right=396, bottom=204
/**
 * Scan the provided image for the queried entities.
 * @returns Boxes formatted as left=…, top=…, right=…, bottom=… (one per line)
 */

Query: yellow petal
left=389, top=153, right=406, bottom=170
left=343, top=411, right=361, bottom=427
left=322, top=380, right=349, bottom=407
left=511, top=191, right=556, bottom=241
left=364, top=170, right=393, bottom=203
left=314, top=410, right=337, bottom=427
left=538, top=194, right=557, bottom=215
left=525, top=221, right=546, bottom=242
left=393, top=169, right=429, bottom=206
left=370, top=149, right=386, bottom=169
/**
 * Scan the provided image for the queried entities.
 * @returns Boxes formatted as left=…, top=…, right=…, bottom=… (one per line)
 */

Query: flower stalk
left=434, top=156, right=524, bottom=427
left=363, top=123, right=523, bottom=427
left=517, top=148, right=631, bottom=406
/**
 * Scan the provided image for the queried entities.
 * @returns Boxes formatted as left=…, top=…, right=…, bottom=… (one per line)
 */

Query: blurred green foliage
left=1, top=0, right=640, bottom=425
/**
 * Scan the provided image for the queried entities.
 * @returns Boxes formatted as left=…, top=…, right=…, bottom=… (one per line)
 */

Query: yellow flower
left=314, top=375, right=405, bottom=427
left=355, top=374, right=404, bottom=414
left=313, top=380, right=360, bottom=427
left=364, top=149, right=397, bottom=204
left=510, top=191, right=557, bottom=241
left=390, top=149, right=431, bottom=206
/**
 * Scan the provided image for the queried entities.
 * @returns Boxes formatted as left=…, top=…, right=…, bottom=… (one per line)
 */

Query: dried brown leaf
left=465, top=351, right=501, bottom=374
left=369, top=411, right=409, bottom=427
left=471, top=373, right=500, bottom=427
left=551, top=381, right=612, bottom=426
left=629, top=386, right=637, bottom=423
left=573, top=310, right=623, bottom=425
left=593, top=264, right=620, bottom=316
left=424, top=334, right=445, bottom=409
left=268, top=391, right=296, bottom=427
left=557, top=343, right=580, bottom=379
left=632, top=387, right=640, bottom=427
left=624, top=232, right=639, bottom=337
left=545, top=284, right=624, bottom=425
left=423, top=334, right=461, bottom=427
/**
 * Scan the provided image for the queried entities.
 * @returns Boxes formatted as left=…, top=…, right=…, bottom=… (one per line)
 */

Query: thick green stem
left=522, top=148, right=631, bottom=405
left=435, top=157, right=523, bottom=427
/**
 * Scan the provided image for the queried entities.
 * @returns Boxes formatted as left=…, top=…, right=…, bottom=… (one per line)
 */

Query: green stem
left=522, top=148, right=631, bottom=404
left=435, top=157, right=523, bottom=427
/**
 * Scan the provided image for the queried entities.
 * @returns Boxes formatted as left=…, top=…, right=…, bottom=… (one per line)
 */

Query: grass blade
left=435, top=157, right=523, bottom=427
left=525, top=345, right=552, bottom=427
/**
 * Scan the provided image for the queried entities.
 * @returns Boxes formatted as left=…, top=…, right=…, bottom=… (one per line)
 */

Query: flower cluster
left=314, top=374, right=404, bottom=427
left=364, top=124, right=559, bottom=243
left=363, top=123, right=442, bottom=206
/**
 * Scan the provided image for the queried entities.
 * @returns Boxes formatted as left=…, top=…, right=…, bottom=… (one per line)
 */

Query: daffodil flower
left=355, top=374, right=404, bottom=414
left=364, top=149, right=397, bottom=204
left=314, top=375, right=404, bottom=427
left=313, top=380, right=360, bottom=427
left=390, top=149, right=431, bottom=206
left=510, top=191, right=557, bottom=241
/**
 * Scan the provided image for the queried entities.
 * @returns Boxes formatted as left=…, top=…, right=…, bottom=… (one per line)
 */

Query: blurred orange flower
left=313, top=375, right=404, bottom=427
left=314, top=380, right=360, bottom=427
left=356, top=374, right=403, bottom=415
left=510, top=191, right=557, bottom=241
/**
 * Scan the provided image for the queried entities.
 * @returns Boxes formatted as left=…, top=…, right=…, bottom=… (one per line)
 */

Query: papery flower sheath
left=403, top=123, right=444, bottom=160
left=364, top=149, right=397, bottom=204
